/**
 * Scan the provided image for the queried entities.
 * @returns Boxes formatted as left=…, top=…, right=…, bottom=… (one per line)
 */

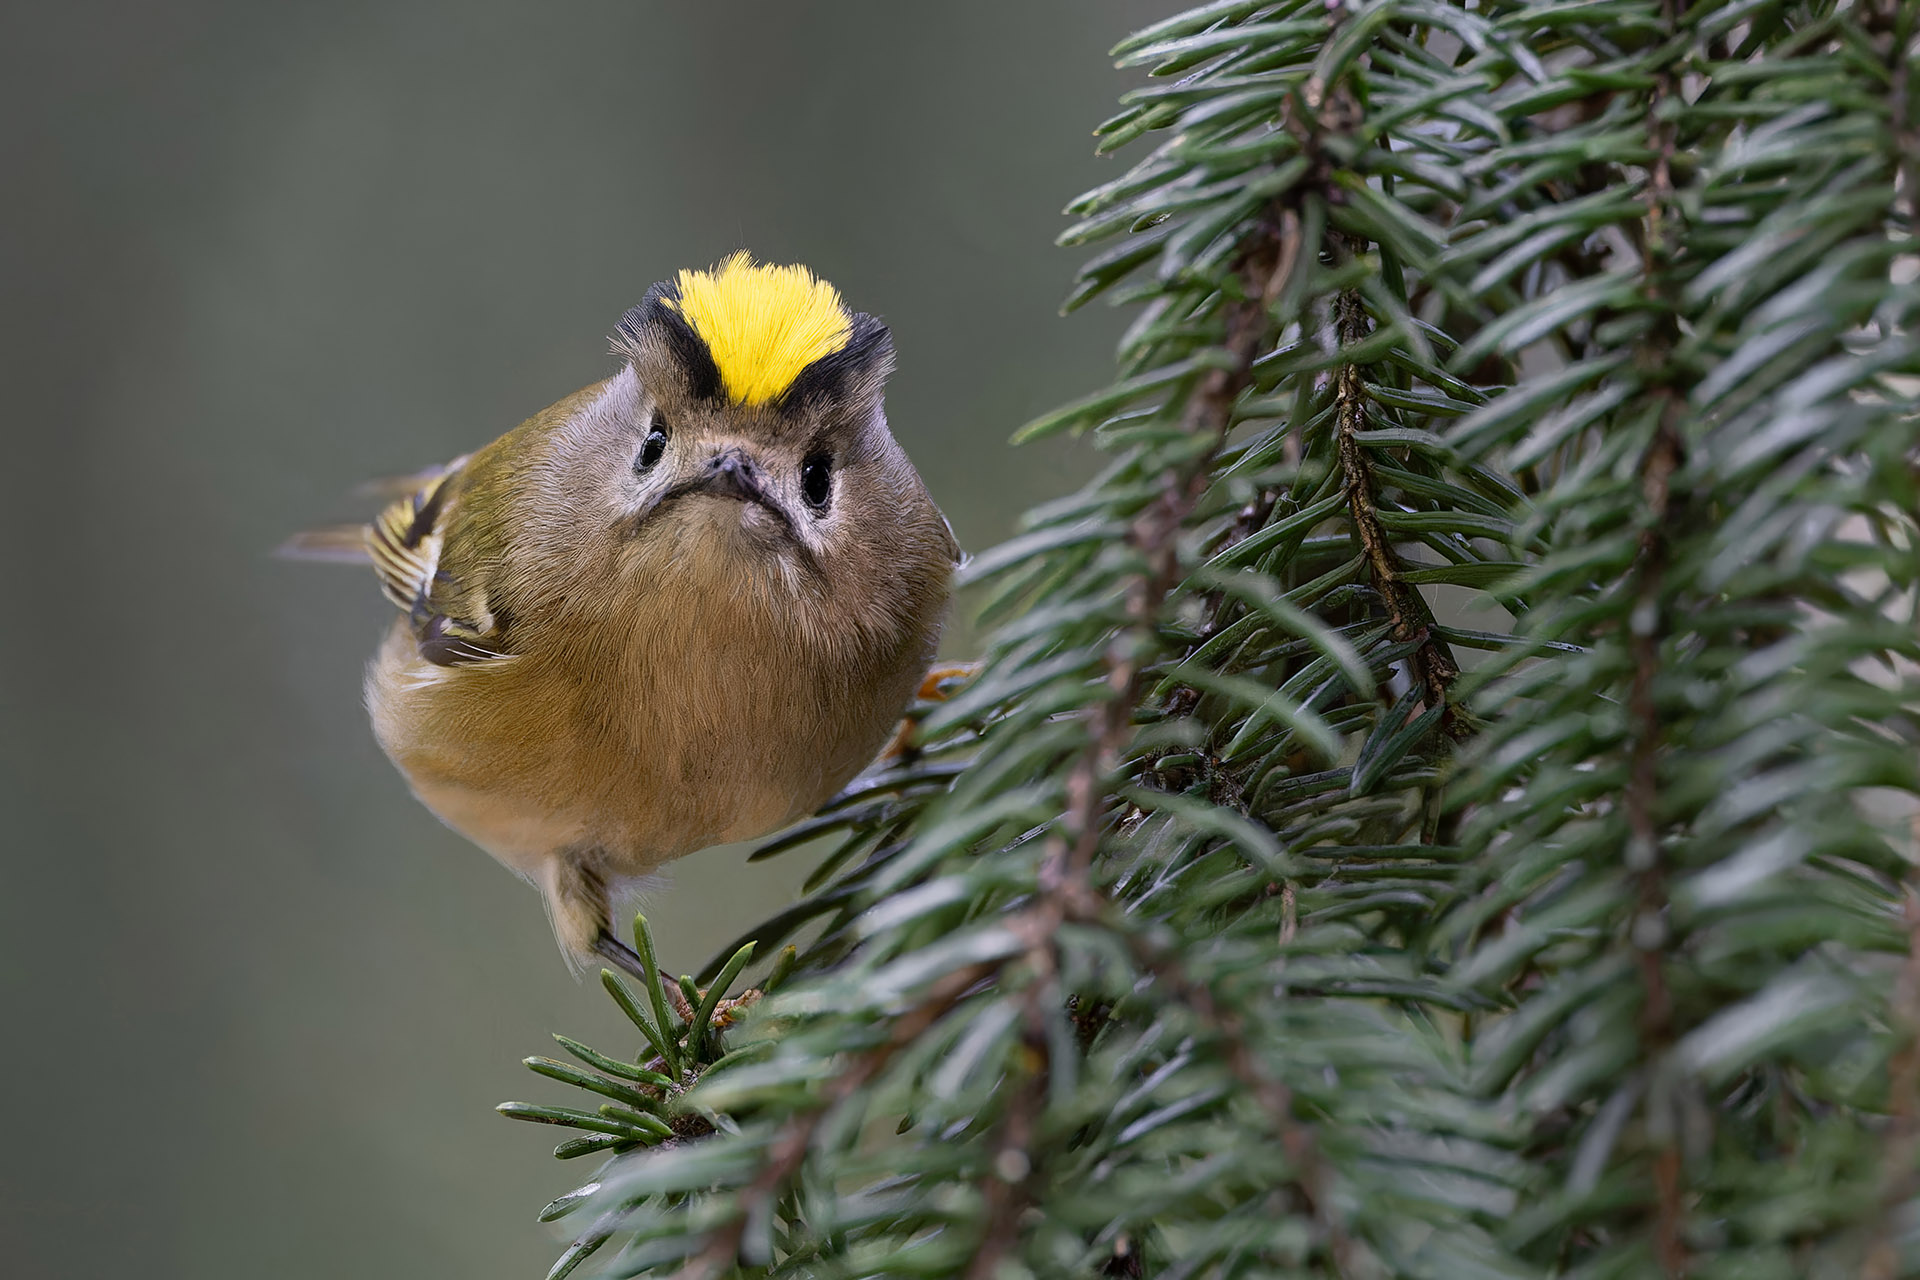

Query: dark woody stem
left=1330, top=279, right=1464, bottom=739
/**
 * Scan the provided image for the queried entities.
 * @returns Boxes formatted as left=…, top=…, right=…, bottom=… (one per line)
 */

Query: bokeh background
left=0, top=3, right=1163, bottom=1276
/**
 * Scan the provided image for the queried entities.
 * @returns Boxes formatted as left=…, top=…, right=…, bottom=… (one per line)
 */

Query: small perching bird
left=296, top=254, right=958, bottom=978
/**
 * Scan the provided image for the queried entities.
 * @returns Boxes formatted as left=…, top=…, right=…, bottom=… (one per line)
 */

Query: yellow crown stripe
left=667, top=252, right=852, bottom=406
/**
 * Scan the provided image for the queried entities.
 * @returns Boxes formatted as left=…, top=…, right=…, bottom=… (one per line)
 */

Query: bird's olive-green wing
left=367, top=456, right=512, bottom=667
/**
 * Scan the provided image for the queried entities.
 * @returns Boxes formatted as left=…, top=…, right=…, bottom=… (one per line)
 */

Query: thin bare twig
left=1329, top=280, right=1464, bottom=737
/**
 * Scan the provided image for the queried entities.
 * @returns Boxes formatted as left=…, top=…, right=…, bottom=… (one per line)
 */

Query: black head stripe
left=776, top=313, right=894, bottom=413
left=614, top=281, right=724, bottom=403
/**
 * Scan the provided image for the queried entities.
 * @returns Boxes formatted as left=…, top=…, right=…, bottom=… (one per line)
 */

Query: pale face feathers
left=496, top=261, right=951, bottom=662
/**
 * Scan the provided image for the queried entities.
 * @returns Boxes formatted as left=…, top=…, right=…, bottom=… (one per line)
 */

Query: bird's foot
left=878, top=661, right=982, bottom=764
left=917, top=661, right=981, bottom=702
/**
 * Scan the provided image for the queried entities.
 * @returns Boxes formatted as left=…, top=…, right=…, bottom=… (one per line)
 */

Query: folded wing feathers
left=369, top=477, right=450, bottom=612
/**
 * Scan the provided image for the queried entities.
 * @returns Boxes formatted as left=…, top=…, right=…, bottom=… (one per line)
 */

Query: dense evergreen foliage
left=500, top=1, right=1920, bottom=1274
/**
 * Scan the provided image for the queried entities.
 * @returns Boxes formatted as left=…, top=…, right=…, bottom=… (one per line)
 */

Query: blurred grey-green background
left=0, top=3, right=1158, bottom=1276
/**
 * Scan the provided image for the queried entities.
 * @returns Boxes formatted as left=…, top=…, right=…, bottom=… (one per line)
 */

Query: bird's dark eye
left=800, top=454, right=833, bottom=514
left=635, top=423, right=669, bottom=473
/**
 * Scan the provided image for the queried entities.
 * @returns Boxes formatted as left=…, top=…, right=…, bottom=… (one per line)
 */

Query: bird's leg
left=547, top=847, right=656, bottom=981
left=592, top=929, right=652, bottom=983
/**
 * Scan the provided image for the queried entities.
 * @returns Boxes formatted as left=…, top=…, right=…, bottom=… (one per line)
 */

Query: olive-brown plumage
left=348, top=257, right=956, bottom=974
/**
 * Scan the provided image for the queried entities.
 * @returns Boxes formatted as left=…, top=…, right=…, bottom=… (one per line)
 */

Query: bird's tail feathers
left=276, top=525, right=370, bottom=564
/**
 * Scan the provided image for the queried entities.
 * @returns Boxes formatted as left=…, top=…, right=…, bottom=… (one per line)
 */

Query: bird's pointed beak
left=636, top=444, right=800, bottom=544
left=697, top=447, right=768, bottom=503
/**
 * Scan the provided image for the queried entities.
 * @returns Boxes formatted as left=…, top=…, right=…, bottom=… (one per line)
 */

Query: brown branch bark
left=1626, top=404, right=1684, bottom=1278
left=1863, top=16, right=1920, bottom=1274
left=970, top=223, right=1307, bottom=1278
left=1329, top=282, right=1464, bottom=739
left=1044, top=229, right=1294, bottom=895
left=1864, top=880, right=1920, bottom=1280
left=1628, top=7, right=1689, bottom=1265
left=962, top=974, right=1051, bottom=1280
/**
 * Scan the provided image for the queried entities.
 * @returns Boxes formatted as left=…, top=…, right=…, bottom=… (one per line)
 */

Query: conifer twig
left=1627, top=6, right=1689, bottom=1267
left=1864, top=881, right=1920, bottom=1280
left=1046, top=237, right=1286, bottom=891
left=980, top=257, right=1284, bottom=1271
left=1330, top=280, right=1462, bottom=738
left=669, top=962, right=997, bottom=1280
left=1002, top=221, right=1357, bottom=1275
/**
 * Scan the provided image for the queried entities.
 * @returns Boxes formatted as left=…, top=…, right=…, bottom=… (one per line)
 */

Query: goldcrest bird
left=297, top=254, right=958, bottom=978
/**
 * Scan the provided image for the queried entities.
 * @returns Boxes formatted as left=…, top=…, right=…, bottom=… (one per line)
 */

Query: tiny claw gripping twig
left=879, top=661, right=983, bottom=764
left=917, top=661, right=982, bottom=702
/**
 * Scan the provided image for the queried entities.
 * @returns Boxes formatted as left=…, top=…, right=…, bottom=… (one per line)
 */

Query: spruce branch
left=1104, top=913, right=1354, bottom=1272
left=670, top=960, right=999, bottom=1280
left=496, top=6, right=1920, bottom=1276
left=1624, top=401, right=1686, bottom=1278
left=1049, top=219, right=1291, bottom=892
left=984, top=223, right=1356, bottom=1275
left=1330, top=279, right=1463, bottom=739
left=1866, top=882, right=1920, bottom=1280
left=1621, top=8, right=1695, bottom=1267
left=960, top=971, right=1050, bottom=1280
